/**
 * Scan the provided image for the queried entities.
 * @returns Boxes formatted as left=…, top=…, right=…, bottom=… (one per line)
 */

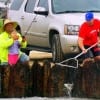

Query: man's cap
left=3, top=19, right=18, bottom=30
left=85, top=12, right=94, bottom=21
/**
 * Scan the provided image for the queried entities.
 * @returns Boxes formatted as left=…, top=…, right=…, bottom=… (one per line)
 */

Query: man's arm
left=21, top=36, right=27, bottom=48
left=0, top=37, right=14, bottom=48
left=78, top=37, right=87, bottom=53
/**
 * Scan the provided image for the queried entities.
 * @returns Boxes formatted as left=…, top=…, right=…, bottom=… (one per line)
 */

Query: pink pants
left=8, top=54, right=19, bottom=66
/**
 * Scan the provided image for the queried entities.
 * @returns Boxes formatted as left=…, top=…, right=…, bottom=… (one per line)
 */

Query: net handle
left=75, top=42, right=98, bottom=59
left=56, top=58, right=78, bottom=69
left=58, top=42, right=98, bottom=64
left=56, top=42, right=98, bottom=68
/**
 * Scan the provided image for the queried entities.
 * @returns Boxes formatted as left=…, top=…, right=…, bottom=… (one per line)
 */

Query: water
left=0, top=97, right=97, bottom=100
left=63, top=83, right=74, bottom=97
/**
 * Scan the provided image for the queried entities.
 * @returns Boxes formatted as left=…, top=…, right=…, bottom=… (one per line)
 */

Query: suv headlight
left=64, top=24, right=79, bottom=35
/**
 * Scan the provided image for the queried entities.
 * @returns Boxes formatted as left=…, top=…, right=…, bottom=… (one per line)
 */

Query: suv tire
left=52, top=34, right=64, bottom=62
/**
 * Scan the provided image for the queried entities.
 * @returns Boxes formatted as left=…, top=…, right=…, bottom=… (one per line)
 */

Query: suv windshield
left=0, top=0, right=10, bottom=3
left=52, top=0, right=100, bottom=13
left=0, top=0, right=6, bottom=2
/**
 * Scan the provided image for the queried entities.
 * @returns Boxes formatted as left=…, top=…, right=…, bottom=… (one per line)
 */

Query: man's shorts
left=82, top=45, right=100, bottom=59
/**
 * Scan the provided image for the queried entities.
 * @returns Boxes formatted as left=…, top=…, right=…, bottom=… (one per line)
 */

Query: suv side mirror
left=34, top=7, right=48, bottom=16
left=5, top=0, right=10, bottom=5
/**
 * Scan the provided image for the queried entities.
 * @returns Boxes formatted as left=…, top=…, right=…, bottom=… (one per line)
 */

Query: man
left=64, top=12, right=100, bottom=95
left=0, top=19, right=29, bottom=96
left=0, top=19, right=29, bottom=65
left=78, top=12, right=100, bottom=64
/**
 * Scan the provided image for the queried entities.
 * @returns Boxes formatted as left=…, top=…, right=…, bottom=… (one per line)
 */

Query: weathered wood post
left=0, top=65, right=10, bottom=97
left=47, top=65, right=66, bottom=97
left=29, top=51, right=52, bottom=97
left=7, top=62, right=30, bottom=97
left=72, top=60, right=100, bottom=98
left=42, top=60, right=51, bottom=97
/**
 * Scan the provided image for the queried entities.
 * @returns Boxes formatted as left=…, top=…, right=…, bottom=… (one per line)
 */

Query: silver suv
left=7, top=0, right=100, bottom=62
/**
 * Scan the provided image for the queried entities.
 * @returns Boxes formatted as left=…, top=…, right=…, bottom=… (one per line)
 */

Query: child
left=8, top=31, right=20, bottom=66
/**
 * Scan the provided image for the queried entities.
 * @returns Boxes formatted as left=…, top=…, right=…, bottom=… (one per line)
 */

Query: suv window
left=25, top=0, right=36, bottom=13
left=38, top=0, right=48, bottom=10
left=10, top=0, right=23, bottom=10
left=52, top=0, right=100, bottom=13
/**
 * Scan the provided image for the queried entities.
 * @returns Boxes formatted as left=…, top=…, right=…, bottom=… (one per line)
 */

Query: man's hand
left=82, top=48, right=87, bottom=54
left=22, top=36, right=26, bottom=42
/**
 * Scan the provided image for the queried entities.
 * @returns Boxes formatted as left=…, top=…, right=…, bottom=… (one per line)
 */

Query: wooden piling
left=0, top=51, right=100, bottom=98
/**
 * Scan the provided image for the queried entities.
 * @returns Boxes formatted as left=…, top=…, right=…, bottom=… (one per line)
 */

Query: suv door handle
left=32, top=17, right=37, bottom=22
left=33, top=20, right=37, bottom=22
left=21, top=16, right=24, bottom=19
